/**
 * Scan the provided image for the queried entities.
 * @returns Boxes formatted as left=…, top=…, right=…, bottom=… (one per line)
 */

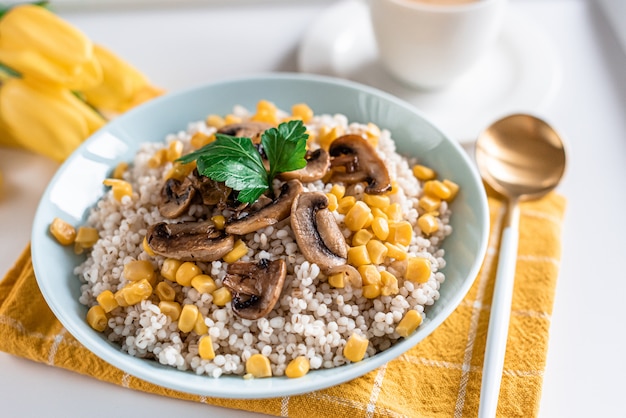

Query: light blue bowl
left=32, top=73, right=489, bottom=399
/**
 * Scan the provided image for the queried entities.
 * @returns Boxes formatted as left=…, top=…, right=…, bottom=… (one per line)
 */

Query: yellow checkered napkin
left=0, top=192, right=566, bottom=418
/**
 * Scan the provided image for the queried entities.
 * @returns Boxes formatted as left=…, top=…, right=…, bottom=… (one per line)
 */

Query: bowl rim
left=31, top=72, right=490, bottom=398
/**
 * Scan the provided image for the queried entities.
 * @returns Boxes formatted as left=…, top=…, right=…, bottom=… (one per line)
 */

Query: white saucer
left=298, top=0, right=561, bottom=143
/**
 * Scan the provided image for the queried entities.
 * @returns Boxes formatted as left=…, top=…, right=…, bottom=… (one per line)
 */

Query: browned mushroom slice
left=189, top=173, right=232, bottom=207
left=145, top=221, right=234, bottom=262
left=279, top=149, right=331, bottom=182
left=159, top=177, right=196, bottom=219
left=290, top=192, right=348, bottom=272
left=218, top=122, right=273, bottom=144
left=225, top=179, right=304, bottom=236
left=223, top=258, right=287, bottom=319
left=329, top=134, right=392, bottom=194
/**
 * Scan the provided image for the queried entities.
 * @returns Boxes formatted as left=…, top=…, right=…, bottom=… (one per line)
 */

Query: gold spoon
left=475, top=114, right=566, bottom=418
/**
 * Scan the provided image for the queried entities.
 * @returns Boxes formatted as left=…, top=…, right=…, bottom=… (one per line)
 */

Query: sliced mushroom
left=218, top=122, right=273, bottom=144
left=145, top=220, right=234, bottom=262
left=225, top=179, right=304, bottom=236
left=329, top=134, right=392, bottom=194
left=290, top=192, right=348, bottom=271
left=279, top=148, right=331, bottom=182
left=189, top=172, right=232, bottom=207
left=159, top=177, right=196, bottom=219
left=223, top=258, right=287, bottom=319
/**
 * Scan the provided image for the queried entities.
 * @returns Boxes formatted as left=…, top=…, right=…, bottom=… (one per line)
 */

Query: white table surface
left=1, top=0, right=625, bottom=416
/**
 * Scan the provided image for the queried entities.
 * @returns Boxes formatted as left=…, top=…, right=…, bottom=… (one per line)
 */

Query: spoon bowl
left=474, top=114, right=566, bottom=418
left=476, top=114, right=566, bottom=201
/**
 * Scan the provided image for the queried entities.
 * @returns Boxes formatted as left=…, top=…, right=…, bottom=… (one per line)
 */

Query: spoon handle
left=478, top=204, right=520, bottom=418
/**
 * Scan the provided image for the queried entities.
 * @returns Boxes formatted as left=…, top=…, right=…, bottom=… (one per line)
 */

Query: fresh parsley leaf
left=262, top=120, right=308, bottom=181
left=176, top=119, right=309, bottom=204
left=179, top=135, right=269, bottom=203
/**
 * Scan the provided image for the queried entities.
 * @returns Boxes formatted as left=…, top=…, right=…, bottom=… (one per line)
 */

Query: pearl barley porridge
left=69, top=100, right=458, bottom=379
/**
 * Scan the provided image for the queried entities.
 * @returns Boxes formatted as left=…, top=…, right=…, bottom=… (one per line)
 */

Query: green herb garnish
left=178, top=119, right=308, bottom=204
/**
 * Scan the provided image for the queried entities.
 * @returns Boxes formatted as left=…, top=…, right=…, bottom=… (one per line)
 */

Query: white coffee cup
left=370, top=0, right=508, bottom=90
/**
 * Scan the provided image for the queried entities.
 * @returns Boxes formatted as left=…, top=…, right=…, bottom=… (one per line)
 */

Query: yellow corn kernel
left=103, top=178, right=132, bottom=201
left=362, top=212, right=374, bottom=229
left=212, top=286, right=232, bottom=306
left=366, top=239, right=388, bottom=265
left=385, top=242, right=407, bottom=261
left=96, top=290, right=118, bottom=313
left=395, top=310, right=423, bottom=337
left=164, top=161, right=196, bottom=181
left=370, top=216, right=389, bottom=241
left=363, top=194, right=390, bottom=209
left=178, top=304, right=199, bottom=333
left=50, top=217, right=76, bottom=246
left=344, top=201, right=372, bottom=232
left=123, top=260, right=156, bottom=284
left=362, top=283, right=381, bottom=299
left=224, top=114, right=242, bottom=125
left=384, top=203, right=403, bottom=222
left=148, top=148, right=167, bottom=168
left=329, top=184, right=346, bottom=200
left=251, top=109, right=278, bottom=125
left=175, top=261, right=202, bottom=287
left=159, top=300, right=182, bottom=320
left=417, top=213, right=439, bottom=235
left=155, top=281, right=176, bottom=302
left=405, top=257, right=431, bottom=284
left=285, top=356, right=310, bottom=378
left=418, top=195, right=442, bottom=212
left=205, top=114, right=225, bottom=129
left=198, top=335, right=216, bottom=360
left=257, top=99, right=277, bottom=114
left=423, top=180, right=452, bottom=200
left=112, top=161, right=128, bottom=179
left=190, top=131, right=215, bottom=149
left=246, top=353, right=272, bottom=378
left=223, top=239, right=248, bottom=263
left=74, top=226, right=98, bottom=248
left=161, top=258, right=182, bottom=282
left=352, top=229, right=373, bottom=246
left=328, top=272, right=345, bottom=288
left=211, top=215, right=226, bottom=230
left=412, top=164, right=437, bottom=181
left=166, top=140, right=183, bottom=162
left=75, top=227, right=98, bottom=248
left=291, top=103, right=314, bottom=124
left=252, top=100, right=278, bottom=125
left=358, top=265, right=381, bottom=286
left=347, top=245, right=371, bottom=267
left=142, top=236, right=155, bottom=256
left=371, top=207, right=388, bottom=220
left=86, top=305, right=107, bottom=332
left=442, top=179, right=459, bottom=201
left=318, top=125, right=344, bottom=150
left=114, top=288, right=129, bottom=307
left=365, top=122, right=381, bottom=147
left=343, top=332, right=369, bottom=362
left=121, top=279, right=153, bottom=305
left=325, top=192, right=338, bottom=212
left=191, top=274, right=217, bottom=294
left=388, top=221, right=413, bottom=246
left=194, top=313, right=209, bottom=335
left=336, top=195, right=356, bottom=214
left=380, top=270, right=399, bottom=296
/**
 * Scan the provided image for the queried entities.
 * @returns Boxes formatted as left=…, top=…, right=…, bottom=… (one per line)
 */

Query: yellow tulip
left=81, top=44, right=164, bottom=113
left=0, top=77, right=106, bottom=162
left=0, top=4, right=102, bottom=90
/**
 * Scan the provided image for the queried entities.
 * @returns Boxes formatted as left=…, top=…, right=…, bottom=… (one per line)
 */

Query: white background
left=1, top=0, right=625, bottom=416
